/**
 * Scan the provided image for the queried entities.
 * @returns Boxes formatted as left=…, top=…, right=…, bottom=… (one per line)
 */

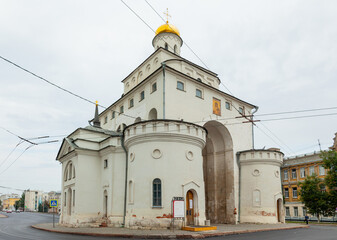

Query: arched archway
left=202, top=121, right=234, bottom=224
left=148, top=108, right=157, bottom=120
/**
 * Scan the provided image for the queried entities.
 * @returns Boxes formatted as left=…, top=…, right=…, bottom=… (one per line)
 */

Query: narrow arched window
left=165, top=43, right=168, bottom=50
left=153, top=178, right=162, bottom=207
left=68, top=163, right=72, bottom=180
left=174, top=45, right=177, bottom=54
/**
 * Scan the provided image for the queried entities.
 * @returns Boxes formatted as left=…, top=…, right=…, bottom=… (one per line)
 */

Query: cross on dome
left=163, top=8, right=171, bottom=24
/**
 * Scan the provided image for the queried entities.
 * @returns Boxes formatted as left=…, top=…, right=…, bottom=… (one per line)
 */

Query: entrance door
left=186, top=190, right=194, bottom=226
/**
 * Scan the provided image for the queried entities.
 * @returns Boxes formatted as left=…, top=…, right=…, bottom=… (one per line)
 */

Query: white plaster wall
left=239, top=150, right=284, bottom=224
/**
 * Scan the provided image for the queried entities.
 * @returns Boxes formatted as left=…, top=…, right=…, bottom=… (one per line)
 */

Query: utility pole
left=318, top=139, right=322, bottom=151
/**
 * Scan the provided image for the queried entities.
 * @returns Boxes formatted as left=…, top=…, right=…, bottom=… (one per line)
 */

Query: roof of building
left=155, top=22, right=180, bottom=36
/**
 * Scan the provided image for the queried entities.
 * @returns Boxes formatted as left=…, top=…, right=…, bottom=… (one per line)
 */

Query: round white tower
left=152, top=22, right=183, bottom=55
left=238, top=149, right=285, bottom=224
left=123, top=120, right=206, bottom=229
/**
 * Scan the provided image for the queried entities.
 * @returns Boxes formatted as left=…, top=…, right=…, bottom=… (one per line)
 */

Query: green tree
left=299, top=175, right=334, bottom=222
left=321, top=150, right=337, bottom=209
left=14, top=200, right=20, bottom=210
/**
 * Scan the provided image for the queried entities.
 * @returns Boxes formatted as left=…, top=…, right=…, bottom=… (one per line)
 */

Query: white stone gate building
left=56, top=22, right=285, bottom=228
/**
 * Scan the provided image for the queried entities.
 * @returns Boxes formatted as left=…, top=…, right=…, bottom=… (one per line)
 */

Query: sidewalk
left=0, top=214, right=8, bottom=218
left=32, top=223, right=309, bottom=239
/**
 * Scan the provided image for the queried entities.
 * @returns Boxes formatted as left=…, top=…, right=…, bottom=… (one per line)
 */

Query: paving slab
left=32, top=223, right=309, bottom=239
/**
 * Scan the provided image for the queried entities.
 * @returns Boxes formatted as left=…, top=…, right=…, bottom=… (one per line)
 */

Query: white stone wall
left=239, top=150, right=284, bottom=224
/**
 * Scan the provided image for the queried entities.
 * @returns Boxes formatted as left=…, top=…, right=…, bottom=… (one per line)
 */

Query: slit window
left=225, top=101, right=231, bottom=110
left=120, top=106, right=124, bottom=114
left=177, top=81, right=184, bottom=91
left=140, top=91, right=145, bottom=101
left=129, top=98, right=134, bottom=108
left=151, top=83, right=157, bottom=93
left=196, top=89, right=202, bottom=98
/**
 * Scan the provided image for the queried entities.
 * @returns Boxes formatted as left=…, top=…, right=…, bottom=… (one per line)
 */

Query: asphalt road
left=0, top=212, right=336, bottom=240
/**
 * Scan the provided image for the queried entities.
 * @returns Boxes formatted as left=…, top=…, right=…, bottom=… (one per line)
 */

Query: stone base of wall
left=60, top=214, right=188, bottom=229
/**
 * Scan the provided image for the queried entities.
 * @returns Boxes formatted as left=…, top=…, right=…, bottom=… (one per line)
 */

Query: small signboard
left=50, top=199, right=58, bottom=208
left=173, top=200, right=184, bottom=218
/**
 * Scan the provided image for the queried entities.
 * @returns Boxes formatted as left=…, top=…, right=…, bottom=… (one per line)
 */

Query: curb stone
left=31, top=224, right=309, bottom=239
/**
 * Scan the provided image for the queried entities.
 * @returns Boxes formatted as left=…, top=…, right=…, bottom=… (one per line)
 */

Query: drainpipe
left=236, top=152, right=241, bottom=223
left=161, top=62, right=166, bottom=119
left=121, top=133, right=128, bottom=227
left=251, top=106, right=259, bottom=149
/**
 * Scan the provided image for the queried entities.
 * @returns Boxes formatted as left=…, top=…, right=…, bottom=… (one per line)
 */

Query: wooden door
left=277, top=199, right=281, bottom=222
left=186, top=191, right=194, bottom=226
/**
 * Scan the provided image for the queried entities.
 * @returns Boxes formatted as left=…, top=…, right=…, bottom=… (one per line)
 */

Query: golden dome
left=155, top=22, right=180, bottom=36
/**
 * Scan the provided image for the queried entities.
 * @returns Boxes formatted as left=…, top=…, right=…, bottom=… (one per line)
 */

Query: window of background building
left=120, top=106, right=124, bottom=114
left=292, top=187, right=298, bottom=198
left=292, top=169, right=297, bottom=179
left=300, top=167, right=306, bottom=178
left=286, top=207, right=290, bottom=216
left=284, top=170, right=288, bottom=180
left=284, top=188, right=289, bottom=198
left=309, top=166, right=315, bottom=176
left=112, top=111, right=115, bottom=119
left=238, top=107, right=244, bottom=114
left=177, top=81, right=184, bottom=91
left=196, top=89, right=202, bottom=98
left=104, top=116, right=107, bottom=124
left=151, top=82, right=157, bottom=93
left=319, top=165, right=325, bottom=176
left=225, top=101, right=231, bottom=110
left=104, top=159, right=108, bottom=168
left=129, top=98, right=134, bottom=108
left=294, top=207, right=298, bottom=217
left=140, top=91, right=145, bottom=101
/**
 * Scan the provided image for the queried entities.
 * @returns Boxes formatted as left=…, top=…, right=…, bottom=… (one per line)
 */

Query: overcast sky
left=1, top=0, right=336, bottom=195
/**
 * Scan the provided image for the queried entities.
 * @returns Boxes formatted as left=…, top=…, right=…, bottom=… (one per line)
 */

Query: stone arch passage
left=202, top=121, right=234, bottom=224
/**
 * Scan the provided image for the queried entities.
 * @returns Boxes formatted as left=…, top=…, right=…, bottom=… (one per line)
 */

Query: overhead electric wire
left=259, top=122, right=295, bottom=155
left=255, top=106, right=337, bottom=117
left=0, top=144, right=34, bottom=176
left=261, top=112, right=337, bottom=122
left=255, top=125, right=291, bottom=155
left=0, top=140, right=24, bottom=168
left=0, top=185, right=25, bottom=192
left=0, top=55, right=104, bottom=108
